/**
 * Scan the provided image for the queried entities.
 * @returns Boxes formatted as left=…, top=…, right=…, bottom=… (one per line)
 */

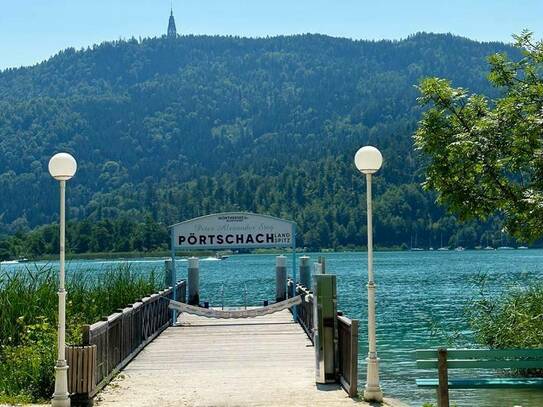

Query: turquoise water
left=3, top=250, right=543, bottom=406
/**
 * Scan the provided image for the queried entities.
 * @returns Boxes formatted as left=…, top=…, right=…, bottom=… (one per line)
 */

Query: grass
left=0, top=264, right=162, bottom=402
left=467, top=283, right=543, bottom=349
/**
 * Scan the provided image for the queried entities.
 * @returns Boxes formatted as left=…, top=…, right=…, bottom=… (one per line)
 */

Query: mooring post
left=276, top=255, right=287, bottom=302
left=164, top=259, right=173, bottom=289
left=314, top=261, right=323, bottom=275
left=300, top=255, right=311, bottom=289
left=188, top=257, right=200, bottom=306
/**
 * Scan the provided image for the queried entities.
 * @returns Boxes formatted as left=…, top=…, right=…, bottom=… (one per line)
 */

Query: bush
left=466, top=274, right=543, bottom=349
left=0, top=318, right=56, bottom=401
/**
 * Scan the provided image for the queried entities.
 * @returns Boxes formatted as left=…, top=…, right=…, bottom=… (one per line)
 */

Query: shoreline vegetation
left=0, top=244, right=536, bottom=264
left=0, top=218, right=530, bottom=263
left=0, top=265, right=162, bottom=404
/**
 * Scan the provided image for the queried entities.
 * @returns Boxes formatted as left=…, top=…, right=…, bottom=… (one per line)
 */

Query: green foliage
left=466, top=274, right=543, bottom=349
left=0, top=266, right=160, bottom=401
left=415, top=31, right=543, bottom=242
left=0, top=33, right=520, bottom=252
left=0, top=318, right=57, bottom=401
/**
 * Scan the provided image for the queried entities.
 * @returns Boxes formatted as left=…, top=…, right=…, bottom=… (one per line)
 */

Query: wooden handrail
left=70, top=280, right=186, bottom=403
left=337, top=313, right=359, bottom=397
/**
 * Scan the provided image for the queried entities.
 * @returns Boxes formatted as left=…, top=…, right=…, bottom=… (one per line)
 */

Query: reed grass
left=0, top=264, right=161, bottom=402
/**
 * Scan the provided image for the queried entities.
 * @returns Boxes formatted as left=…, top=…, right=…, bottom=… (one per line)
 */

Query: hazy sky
left=1, top=0, right=541, bottom=70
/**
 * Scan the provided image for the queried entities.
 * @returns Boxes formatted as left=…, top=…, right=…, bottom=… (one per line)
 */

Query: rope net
left=168, top=295, right=302, bottom=319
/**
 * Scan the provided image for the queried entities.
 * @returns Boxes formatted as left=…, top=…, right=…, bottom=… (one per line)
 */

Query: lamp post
left=49, top=153, right=77, bottom=407
left=354, top=146, right=383, bottom=402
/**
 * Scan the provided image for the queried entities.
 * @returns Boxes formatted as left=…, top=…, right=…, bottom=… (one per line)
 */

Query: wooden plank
left=89, top=319, right=108, bottom=335
left=78, top=346, right=84, bottom=393
left=417, top=359, right=543, bottom=369
left=437, top=348, right=449, bottom=407
left=96, top=309, right=361, bottom=406
left=416, top=348, right=543, bottom=360
left=417, top=378, right=543, bottom=388
left=349, top=319, right=359, bottom=397
left=66, top=347, right=73, bottom=393
left=337, top=314, right=352, bottom=326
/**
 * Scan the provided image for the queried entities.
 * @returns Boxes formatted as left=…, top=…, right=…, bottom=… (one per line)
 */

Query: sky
left=1, top=0, right=542, bottom=70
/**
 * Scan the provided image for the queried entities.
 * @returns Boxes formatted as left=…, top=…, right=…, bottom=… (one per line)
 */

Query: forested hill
left=0, top=33, right=520, bottom=252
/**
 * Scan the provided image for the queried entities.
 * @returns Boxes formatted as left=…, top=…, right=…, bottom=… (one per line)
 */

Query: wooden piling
left=300, top=256, right=311, bottom=288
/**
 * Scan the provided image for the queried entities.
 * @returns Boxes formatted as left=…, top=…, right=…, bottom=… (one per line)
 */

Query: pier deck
left=96, top=309, right=403, bottom=406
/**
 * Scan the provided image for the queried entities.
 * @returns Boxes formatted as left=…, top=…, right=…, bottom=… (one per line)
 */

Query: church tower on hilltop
left=167, top=7, right=177, bottom=38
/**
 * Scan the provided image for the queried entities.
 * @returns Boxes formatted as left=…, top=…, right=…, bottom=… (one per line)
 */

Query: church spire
left=167, top=3, right=177, bottom=38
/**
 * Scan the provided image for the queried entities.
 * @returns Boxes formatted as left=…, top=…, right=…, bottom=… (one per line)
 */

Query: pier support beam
left=188, top=257, right=200, bottom=306
left=299, top=256, right=311, bottom=289
left=275, top=255, right=287, bottom=302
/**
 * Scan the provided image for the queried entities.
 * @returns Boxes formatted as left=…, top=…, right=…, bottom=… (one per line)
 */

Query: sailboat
left=497, top=231, right=513, bottom=250
left=437, top=233, right=449, bottom=251
left=410, top=231, right=423, bottom=251
left=484, top=235, right=494, bottom=250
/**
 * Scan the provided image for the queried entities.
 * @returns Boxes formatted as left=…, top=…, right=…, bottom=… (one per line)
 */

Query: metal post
left=364, top=173, right=383, bottom=402
left=243, top=282, right=248, bottom=310
left=292, top=226, right=298, bottom=322
left=170, top=230, right=177, bottom=325
left=52, top=180, right=70, bottom=407
left=164, top=259, right=173, bottom=289
left=221, top=283, right=225, bottom=310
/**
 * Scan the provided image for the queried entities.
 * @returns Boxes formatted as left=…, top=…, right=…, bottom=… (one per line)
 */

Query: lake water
left=3, top=250, right=543, bottom=407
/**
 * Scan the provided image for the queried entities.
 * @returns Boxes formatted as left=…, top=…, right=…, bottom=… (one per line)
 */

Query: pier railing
left=337, top=312, right=359, bottom=397
left=288, top=280, right=314, bottom=343
left=66, top=280, right=186, bottom=404
left=288, top=277, right=359, bottom=397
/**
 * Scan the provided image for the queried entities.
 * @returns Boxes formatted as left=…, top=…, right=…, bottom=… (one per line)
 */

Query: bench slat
left=417, top=378, right=543, bottom=389
left=417, top=359, right=543, bottom=369
left=416, top=348, right=543, bottom=360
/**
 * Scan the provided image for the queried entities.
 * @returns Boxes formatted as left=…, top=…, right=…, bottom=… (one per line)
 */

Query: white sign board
left=171, top=212, right=295, bottom=249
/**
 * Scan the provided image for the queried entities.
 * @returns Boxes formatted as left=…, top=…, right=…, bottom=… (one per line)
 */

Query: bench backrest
left=416, top=348, right=543, bottom=370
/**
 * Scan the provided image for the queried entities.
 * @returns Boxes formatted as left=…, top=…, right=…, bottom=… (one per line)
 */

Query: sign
left=170, top=212, right=295, bottom=249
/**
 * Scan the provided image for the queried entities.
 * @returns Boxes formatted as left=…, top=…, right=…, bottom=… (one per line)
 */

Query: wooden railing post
left=101, top=316, right=109, bottom=377
left=349, top=319, right=359, bottom=397
left=82, top=325, right=90, bottom=346
left=437, top=348, right=450, bottom=407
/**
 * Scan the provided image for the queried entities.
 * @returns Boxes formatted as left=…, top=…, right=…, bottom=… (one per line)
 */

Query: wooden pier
left=59, top=249, right=408, bottom=407
left=93, top=309, right=401, bottom=406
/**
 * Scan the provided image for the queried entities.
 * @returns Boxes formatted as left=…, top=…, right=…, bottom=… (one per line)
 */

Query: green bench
left=415, top=348, right=543, bottom=407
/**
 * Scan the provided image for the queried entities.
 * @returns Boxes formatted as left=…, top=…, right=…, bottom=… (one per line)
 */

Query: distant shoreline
left=13, top=245, right=534, bottom=263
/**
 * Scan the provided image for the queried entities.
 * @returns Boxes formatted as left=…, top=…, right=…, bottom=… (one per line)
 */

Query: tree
left=414, top=31, right=543, bottom=242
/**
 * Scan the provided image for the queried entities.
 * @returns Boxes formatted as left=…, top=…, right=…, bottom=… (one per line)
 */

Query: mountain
left=0, top=33, right=521, bottom=253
